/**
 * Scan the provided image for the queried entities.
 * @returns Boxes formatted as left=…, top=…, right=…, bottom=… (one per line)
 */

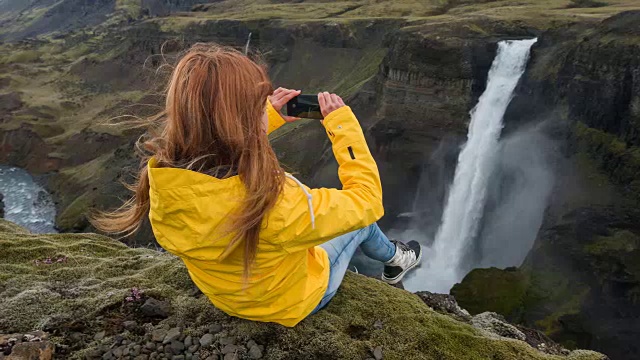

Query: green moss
left=56, top=191, right=92, bottom=231
left=334, top=47, right=388, bottom=97
left=0, top=50, right=42, bottom=64
left=451, top=268, right=529, bottom=318
left=574, top=122, right=640, bottom=201
left=115, top=0, right=142, bottom=19
left=585, top=230, right=639, bottom=255
left=0, top=219, right=605, bottom=359
left=525, top=270, right=589, bottom=338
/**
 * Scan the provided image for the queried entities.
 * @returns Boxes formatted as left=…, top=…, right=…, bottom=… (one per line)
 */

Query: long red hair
left=92, top=43, right=285, bottom=276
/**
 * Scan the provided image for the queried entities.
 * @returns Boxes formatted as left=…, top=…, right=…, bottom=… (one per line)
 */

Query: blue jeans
left=311, top=223, right=396, bottom=314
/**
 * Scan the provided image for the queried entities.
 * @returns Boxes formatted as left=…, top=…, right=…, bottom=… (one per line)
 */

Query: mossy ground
left=574, top=122, right=640, bottom=201
left=451, top=268, right=530, bottom=318
left=0, top=220, right=606, bottom=360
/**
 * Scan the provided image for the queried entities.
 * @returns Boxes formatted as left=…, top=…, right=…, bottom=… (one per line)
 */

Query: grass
left=116, top=0, right=142, bottom=19
left=155, top=0, right=639, bottom=29
left=0, top=219, right=607, bottom=360
left=0, top=50, right=42, bottom=64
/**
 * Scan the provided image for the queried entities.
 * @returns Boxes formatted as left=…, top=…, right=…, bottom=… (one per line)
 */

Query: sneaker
left=382, top=240, right=422, bottom=284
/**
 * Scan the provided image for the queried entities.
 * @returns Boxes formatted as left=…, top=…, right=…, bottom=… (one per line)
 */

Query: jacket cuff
left=322, top=106, right=364, bottom=144
left=266, top=99, right=286, bottom=134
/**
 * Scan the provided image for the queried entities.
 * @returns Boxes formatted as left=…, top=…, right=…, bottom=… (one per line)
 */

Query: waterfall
left=0, top=166, right=57, bottom=233
left=404, top=38, right=537, bottom=293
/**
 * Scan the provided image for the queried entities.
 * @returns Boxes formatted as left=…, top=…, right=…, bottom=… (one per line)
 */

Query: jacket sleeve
left=266, top=99, right=286, bottom=135
left=273, top=106, right=384, bottom=253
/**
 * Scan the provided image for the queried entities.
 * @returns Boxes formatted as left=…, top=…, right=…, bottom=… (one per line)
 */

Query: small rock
left=221, top=344, right=238, bottom=355
left=164, top=328, right=182, bottom=344
left=188, top=344, right=199, bottom=353
left=158, top=345, right=164, bottom=352
left=94, top=331, right=106, bottom=341
left=150, top=352, right=159, bottom=359
left=102, top=350, right=115, bottom=360
left=185, top=354, right=193, bottom=360
left=172, top=356, right=185, bottom=360
left=152, top=329, right=168, bottom=343
left=141, top=298, right=172, bottom=318
left=123, top=321, right=138, bottom=330
left=471, top=312, right=526, bottom=341
left=135, top=355, right=149, bottom=360
left=7, top=340, right=55, bottom=360
left=69, top=332, right=84, bottom=343
left=373, top=320, right=384, bottom=330
left=113, top=346, right=124, bottom=357
left=208, top=324, right=222, bottom=334
left=248, top=344, right=263, bottom=359
left=223, top=354, right=238, bottom=360
left=246, top=340, right=256, bottom=349
left=85, top=349, right=102, bottom=359
left=199, top=334, right=214, bottom=348
left=133, top=344, right=142, bottom=356
left=164, top=345, right=173, bottom=355
left=170, top=341, right=185, bottom=353
left=205, top=356, right=219, bottom=360
left=184, top=336, right=192, bottom=348
left=373, top=346, right=383, bottom=360
left=146, top=342, right=157, bottom=351
left=219, top=337, right=235, bottom=346
left=416, top=291, right=471, bottom=322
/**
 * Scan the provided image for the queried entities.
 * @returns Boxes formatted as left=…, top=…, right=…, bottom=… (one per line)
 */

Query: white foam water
left=0, top=166, right=57, bottom=233
left=404, top=38, right=537, bottom=293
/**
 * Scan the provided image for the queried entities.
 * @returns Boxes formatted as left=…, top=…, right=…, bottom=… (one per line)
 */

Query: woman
left=94, top=44, right=422, bottom=327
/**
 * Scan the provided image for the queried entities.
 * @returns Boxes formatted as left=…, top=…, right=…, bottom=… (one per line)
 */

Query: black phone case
left=286, top=95, right=323, bottom=119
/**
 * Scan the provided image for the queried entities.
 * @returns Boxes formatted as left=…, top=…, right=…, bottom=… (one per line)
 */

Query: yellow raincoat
left=148, top=100, right=383, bottom=326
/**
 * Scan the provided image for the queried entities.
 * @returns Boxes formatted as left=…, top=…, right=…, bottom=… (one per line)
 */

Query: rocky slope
left=0, top=219, right=609, bottom=360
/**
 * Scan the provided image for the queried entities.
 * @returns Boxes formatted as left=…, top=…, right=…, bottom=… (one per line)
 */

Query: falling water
left=0, top=166, right=57, bottom=233
left=404, top=38, right=537, bottom=293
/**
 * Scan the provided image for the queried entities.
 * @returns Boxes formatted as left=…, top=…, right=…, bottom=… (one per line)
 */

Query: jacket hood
left=147, top=157, right=314, bottom=262
left=147, top=157, right=246, bottom=261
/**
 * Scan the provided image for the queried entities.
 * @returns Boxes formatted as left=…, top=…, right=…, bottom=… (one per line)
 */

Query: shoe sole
left=381, top=247, right=424, bottom=285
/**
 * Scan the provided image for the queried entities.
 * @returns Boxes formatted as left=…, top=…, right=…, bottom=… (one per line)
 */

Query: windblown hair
left=92, top=43, right=285, bottom=277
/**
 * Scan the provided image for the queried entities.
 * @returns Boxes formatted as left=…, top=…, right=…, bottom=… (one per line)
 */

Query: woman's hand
left=269, top=87, right=301, bottom=122
left=318, top=92, right=346, bottom=118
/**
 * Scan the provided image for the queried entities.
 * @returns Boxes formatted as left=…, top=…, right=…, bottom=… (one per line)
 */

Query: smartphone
left=286, top=94, right=323, bottom=119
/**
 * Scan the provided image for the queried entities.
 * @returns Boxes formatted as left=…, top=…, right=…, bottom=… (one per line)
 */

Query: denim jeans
left=310, top=223, right=396, bottom=314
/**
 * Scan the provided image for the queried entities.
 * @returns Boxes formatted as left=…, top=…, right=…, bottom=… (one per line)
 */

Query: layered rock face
left=453, top=11, right=640, bottom=360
